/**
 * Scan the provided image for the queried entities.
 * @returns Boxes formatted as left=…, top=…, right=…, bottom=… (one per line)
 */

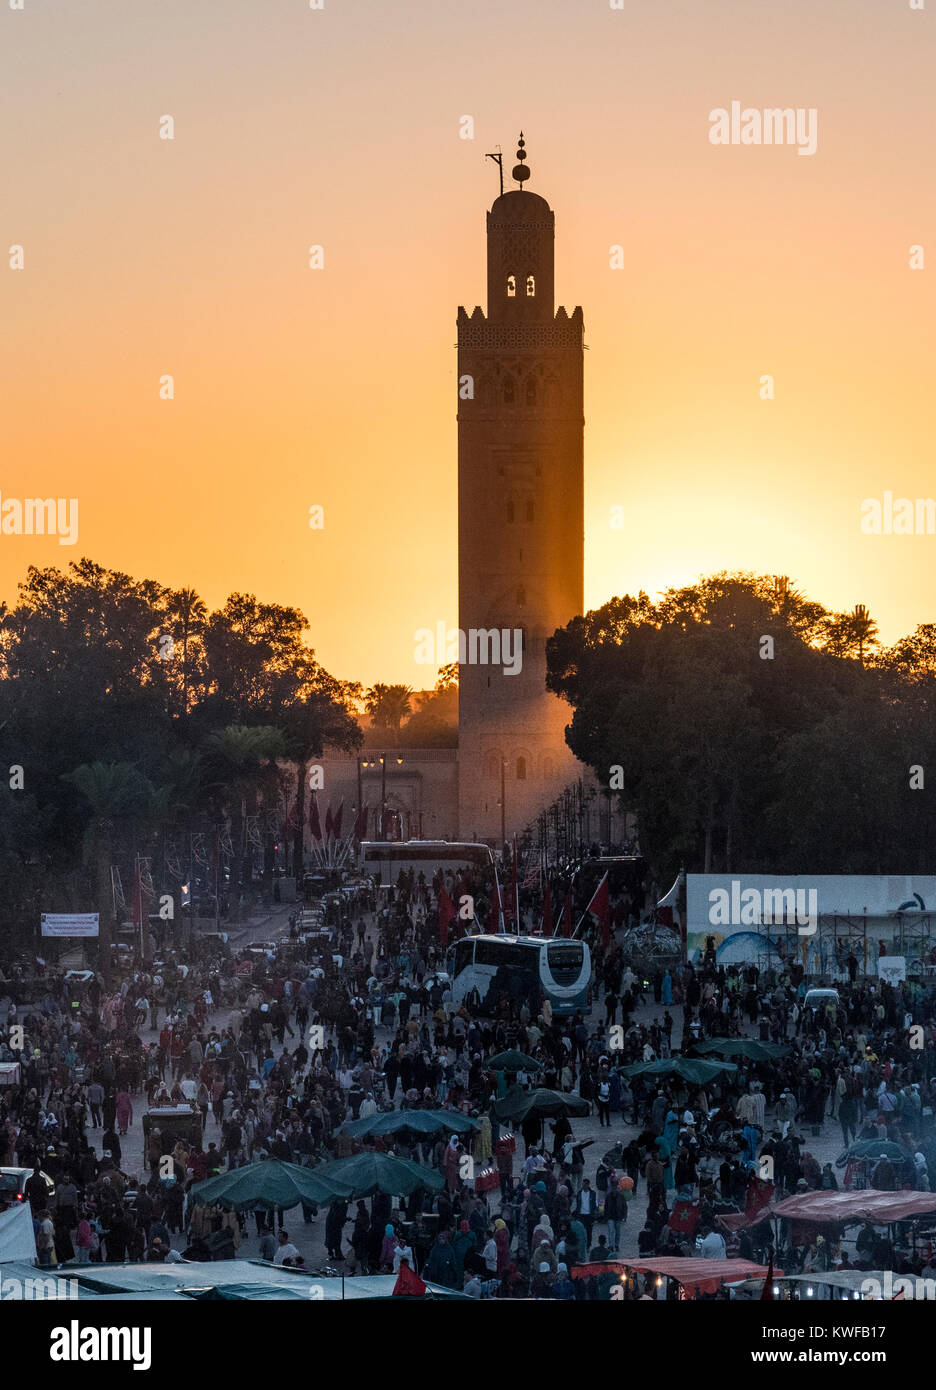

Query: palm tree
left=163, top=587, right=208, bottom=716
left=850, top=604, right=879, bottom=667
left=202, top=726, right=285, bottom=921
left=364, top=683, right=413, bottom=735
left=823, top=604, right=880, bottom=665
left=63, top=761, right=154, bottom=974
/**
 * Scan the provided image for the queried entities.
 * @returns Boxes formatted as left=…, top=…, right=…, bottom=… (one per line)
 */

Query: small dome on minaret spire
left=512, top=132, right=530, bottom=187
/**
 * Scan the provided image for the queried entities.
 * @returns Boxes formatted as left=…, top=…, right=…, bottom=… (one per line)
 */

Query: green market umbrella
left=311, top=1151, right=446, bottom=1200
left=493, top=1088, right=591, bottom=1124
left=338, top=1109, right=480, bottom=1140
left=690, top=1038, right=790, bottom=1061
left=486, top=1050, right=544, bottom=1072
left=618, top=1057, right=738, bottom=1085
left=835, top=1139, right=911, bottom=1170
left=188, top=1158, right=346, bottom=1211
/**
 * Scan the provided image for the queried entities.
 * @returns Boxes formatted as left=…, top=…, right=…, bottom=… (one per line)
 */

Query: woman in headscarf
left=379, top=1222, right=400, bottom=1270
left=532, top=1232, right=557, bottom=1273
left=493, top=1217, right=511, bottom=1273
left=532, top=1212, right=553, bottom=1248
left=443, top=1135, right=461, bottom=1193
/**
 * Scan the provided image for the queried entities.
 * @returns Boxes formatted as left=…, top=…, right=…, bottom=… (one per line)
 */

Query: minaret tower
left=457, top=135, right=585, bottom=843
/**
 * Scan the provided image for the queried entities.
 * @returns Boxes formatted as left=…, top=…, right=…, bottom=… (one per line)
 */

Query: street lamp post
left=370, top=752, right=403, bottom=841
left=500, top=756, right=506, bottom=852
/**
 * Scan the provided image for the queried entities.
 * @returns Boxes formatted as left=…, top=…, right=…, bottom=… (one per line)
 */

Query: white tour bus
left=361, top=840, right=495, bottom=887
left=450, top=934, right=591, bottom=1017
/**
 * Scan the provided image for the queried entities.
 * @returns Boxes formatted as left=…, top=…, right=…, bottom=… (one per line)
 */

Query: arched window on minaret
left=484, top=751, right=502, bottom=780
left=526, top=275, right=535, bottom=297
left=506, top=275, right=517, bottom=297
left=525, top=499, right=535, bottom=522
left=516, top=755, right=527, bottom=781
left=506, top=498, right=515, bottom=524
left=525, top=378, right=537, bottom=406
left=503, top=376, right=515, bottom=405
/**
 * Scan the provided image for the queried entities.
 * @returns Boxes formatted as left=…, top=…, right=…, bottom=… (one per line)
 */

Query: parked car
left=0, top=1166, right=55, bottom=1206
left=803, top=987, right=840, bottom=1012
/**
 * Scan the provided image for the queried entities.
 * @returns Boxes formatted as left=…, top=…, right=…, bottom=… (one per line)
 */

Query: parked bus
left=361, top=840, right=495, bottom=888
left=449, top=934, right=591, bottom=1017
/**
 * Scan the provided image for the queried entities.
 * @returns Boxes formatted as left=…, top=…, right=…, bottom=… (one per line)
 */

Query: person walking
left=574, top=1178, right=597, bottom=1244
left=596, top=1074, right=612, bottom=1127
left=603, top=1182, right=624, bottom=1252
left=115, top=1088, right=133, bottom=1136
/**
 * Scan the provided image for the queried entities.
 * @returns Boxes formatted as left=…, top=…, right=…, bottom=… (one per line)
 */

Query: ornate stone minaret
left=457, top=135, right=585, bottom=843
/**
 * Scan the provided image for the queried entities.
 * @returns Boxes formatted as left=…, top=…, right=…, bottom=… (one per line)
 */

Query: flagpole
left=573, top=871, right=609, bottom=940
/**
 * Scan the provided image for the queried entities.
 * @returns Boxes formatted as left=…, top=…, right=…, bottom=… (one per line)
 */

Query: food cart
left=142, top=1104, right=204, bottom=1159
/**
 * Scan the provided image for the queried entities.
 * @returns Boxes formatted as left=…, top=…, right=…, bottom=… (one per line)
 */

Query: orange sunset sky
left=2, top=0, right=934, bottom=688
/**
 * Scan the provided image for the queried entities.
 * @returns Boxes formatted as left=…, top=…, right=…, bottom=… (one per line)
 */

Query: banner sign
left=877, top=955, right=907, bottom=984
left=40, top=912, right=100, bottom=938
left=686, top=875, right=936, bottom=965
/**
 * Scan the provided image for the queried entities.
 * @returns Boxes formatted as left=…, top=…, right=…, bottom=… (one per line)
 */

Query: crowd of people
left=2, top=867, right=936, bottom=1298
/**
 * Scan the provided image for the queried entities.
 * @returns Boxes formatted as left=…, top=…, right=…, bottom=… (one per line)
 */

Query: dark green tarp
left=189, top=1158, right=346, bottom=1211
left=310, top=1151, right=445, bottom=1199
left=493, top=1088, right=590, bottom=1123
left=618, top=1058, right=738, bottom=1084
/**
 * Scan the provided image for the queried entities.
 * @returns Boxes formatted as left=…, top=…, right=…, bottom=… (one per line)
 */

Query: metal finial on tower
left=512, top=131, right=530, bottom=188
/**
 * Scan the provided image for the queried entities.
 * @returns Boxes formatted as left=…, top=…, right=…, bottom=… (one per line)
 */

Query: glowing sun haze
left=2, top=0, right=933, bottom=685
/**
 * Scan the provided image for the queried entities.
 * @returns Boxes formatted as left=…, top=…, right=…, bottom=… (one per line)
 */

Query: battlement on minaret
left=457, top=303, right=583, bottom=350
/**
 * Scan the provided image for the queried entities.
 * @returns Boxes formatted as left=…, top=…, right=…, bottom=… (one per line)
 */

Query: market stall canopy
left=310, top=1151, right=445, bottom=1199
left=186, top=1275, right=469, bottom=1301
left=618, top=1058, right=738, bottom=1084
left=778, top=1270, right=901, bottom=1295
left=0, top=1201, right=38, bottom=1262
left=337, top=1109, right=480, bottom=1140
left=835, top=1139, right=911, bottom=1169
left=485, top=1050, right=543, bottom=1072
left=720, top=1187, right=936, bottom=1231
left=45, top=1261, right=469, bottom=1301
left=188, top=1158, right=346, bottom=1211
left=571, top=1257, right=781, bottom=1298
left=689, top=1038, right=790, bottom=1060
left=493, top=1088, right=591, bottom=1124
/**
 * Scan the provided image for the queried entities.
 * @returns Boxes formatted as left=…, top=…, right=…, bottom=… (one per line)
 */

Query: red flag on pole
left=561, top=890, right=572, bottom=939
left=309, top=797, right=323, bottom=842
left=392, top=1261, right=427, bottom=1297
left=759, top=1251, right=774, bottom=1301
left=333, top=800, right=344, bottom=839
left=324, top=804, right=334, bottom=839
left=353, top=806, right=368, bottom=844
left=437, top=886, right=456, bottom=950
left=584, top=872, right=610, bottom=948
left=541, top=881, right=552, bottom=937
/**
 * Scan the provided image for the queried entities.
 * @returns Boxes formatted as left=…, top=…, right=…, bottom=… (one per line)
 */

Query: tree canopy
left=546, top=572, right=936, bottom=881
left=0, top=559, right=362, bottom=939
